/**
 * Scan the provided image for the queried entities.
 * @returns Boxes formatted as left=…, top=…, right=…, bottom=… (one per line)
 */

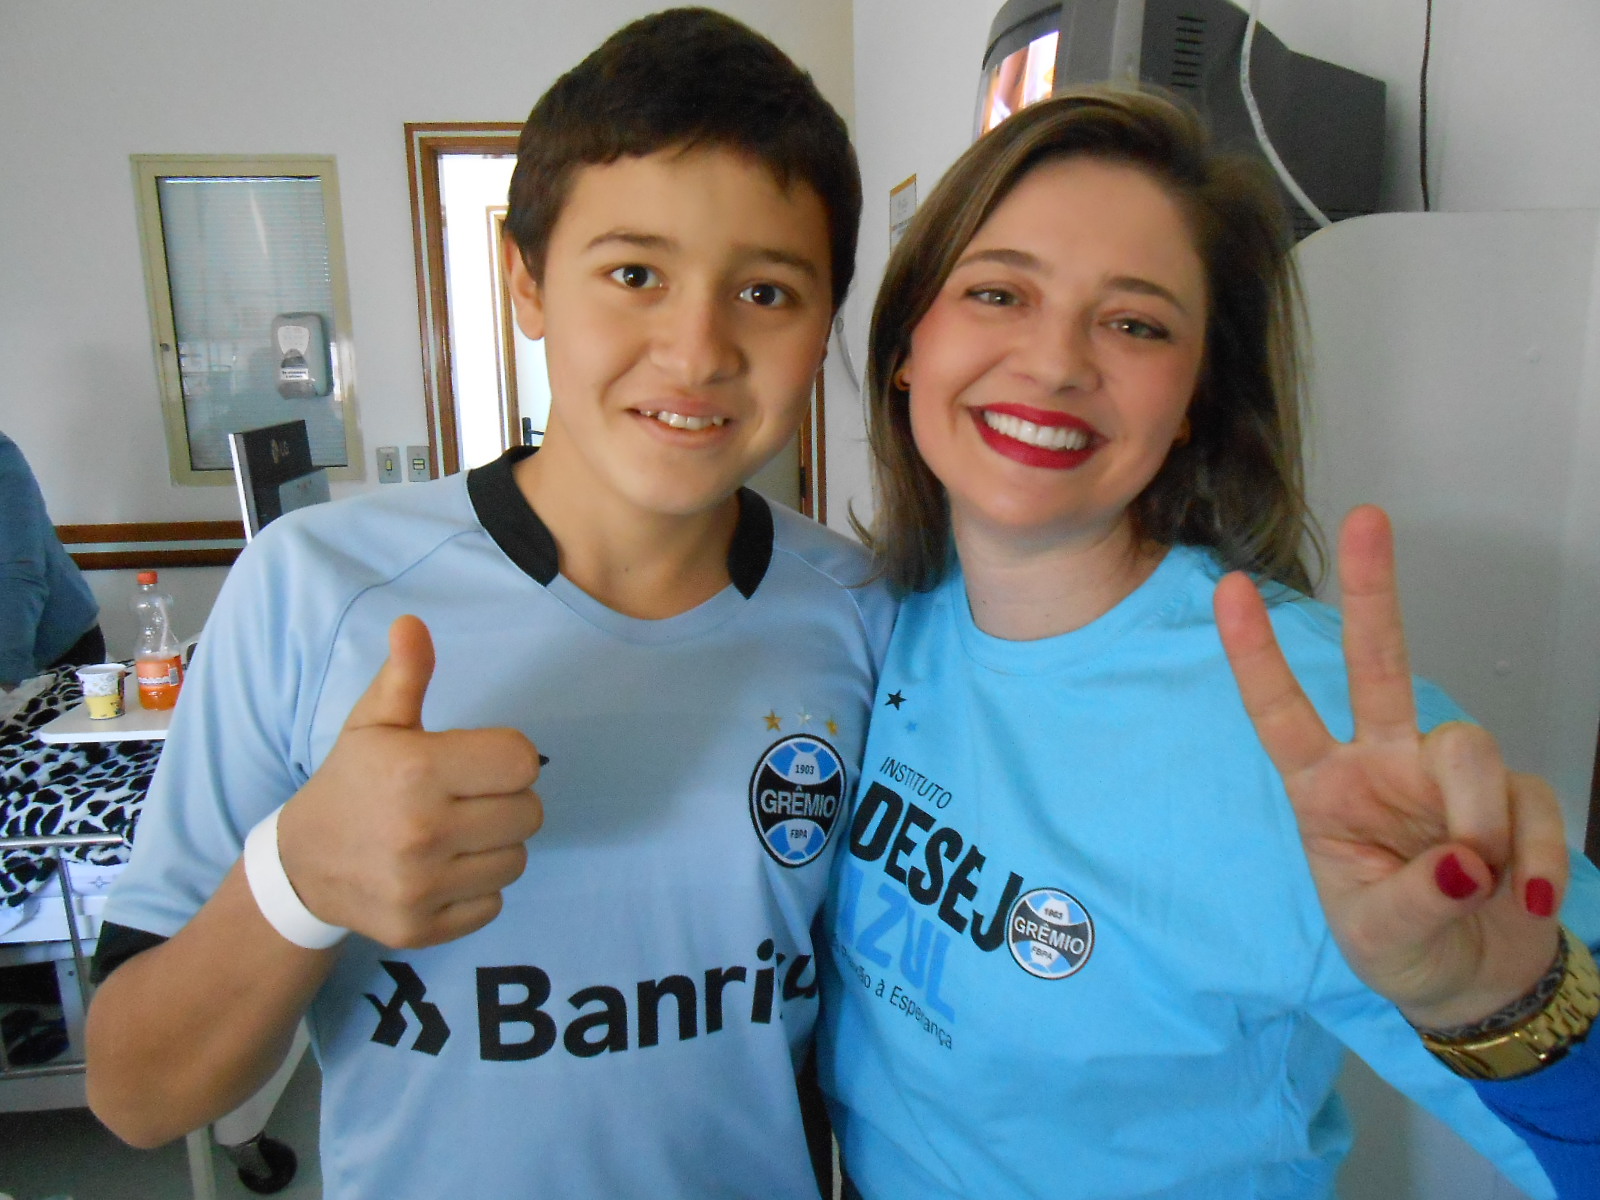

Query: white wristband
left=243, top=805, right=348, bottom=950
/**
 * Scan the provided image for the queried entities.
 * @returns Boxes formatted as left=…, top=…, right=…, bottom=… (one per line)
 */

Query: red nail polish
left=1435, top=854, right=1479, bottom=900
left=1525, top=877, right=1556, bottom=918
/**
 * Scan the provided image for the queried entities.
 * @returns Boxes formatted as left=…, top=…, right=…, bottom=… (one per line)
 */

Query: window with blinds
left=132, top=156, right=362, bottom=486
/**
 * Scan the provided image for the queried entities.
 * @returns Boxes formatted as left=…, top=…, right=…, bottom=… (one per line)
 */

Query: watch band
left=1419, top=928, right=1600, bottom=1082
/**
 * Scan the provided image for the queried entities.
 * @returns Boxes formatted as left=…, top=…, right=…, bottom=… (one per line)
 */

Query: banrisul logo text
left=749, top=734, right=846, bottom=867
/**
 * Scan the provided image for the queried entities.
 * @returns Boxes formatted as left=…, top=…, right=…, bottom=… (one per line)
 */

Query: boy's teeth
left=641, top=410, right=726, bottom=431
left=983, top=410, right=1090, bottom=451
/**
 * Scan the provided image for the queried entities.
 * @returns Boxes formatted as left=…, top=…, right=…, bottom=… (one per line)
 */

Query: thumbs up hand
left=274, top=615, right=545, bottom=949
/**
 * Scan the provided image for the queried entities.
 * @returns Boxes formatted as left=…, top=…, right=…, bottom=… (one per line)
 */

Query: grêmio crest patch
left=1007, top=888, right=1095, bottom=979
left=748, top=734, right=846, bottom=867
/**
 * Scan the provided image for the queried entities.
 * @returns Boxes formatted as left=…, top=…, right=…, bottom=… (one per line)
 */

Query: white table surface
left=35, top=690, right=173, bottom=744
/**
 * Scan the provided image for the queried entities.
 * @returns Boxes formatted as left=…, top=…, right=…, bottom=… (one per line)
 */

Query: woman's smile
left=973, top=403, right=1099, bottom=467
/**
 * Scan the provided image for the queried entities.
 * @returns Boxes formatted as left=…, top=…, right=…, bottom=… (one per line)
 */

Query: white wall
left=834, top=0, right=1600, bottom=529
left=1299, top=210, right=1600, bottom=841
left=0, top=0, right=853, bottom=527
left=1296, top=209, right=1600, bottom=1200
left=86, top=566, right=228, bottom=661
left=8, top=0, right=1596, bottom=580
left=1257, top=0, right=1600, bottom=214
left=828, top=0, right=995, bottom=531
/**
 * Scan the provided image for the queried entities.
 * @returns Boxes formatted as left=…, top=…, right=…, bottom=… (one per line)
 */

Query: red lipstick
left=971, top=404, right=1099, bottom=469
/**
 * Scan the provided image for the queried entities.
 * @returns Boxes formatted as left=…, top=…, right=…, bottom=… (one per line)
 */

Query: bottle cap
left=137, top=570, right=158, bottom=585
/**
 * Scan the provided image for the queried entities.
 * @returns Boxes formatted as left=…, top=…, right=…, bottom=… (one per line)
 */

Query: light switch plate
left=406, top=445, right=432, bottom=482
left=376, top=445, right=401, bottom=484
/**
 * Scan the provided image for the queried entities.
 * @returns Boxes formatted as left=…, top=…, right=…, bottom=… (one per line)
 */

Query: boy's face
left=506, top=147, right=833, bottom=522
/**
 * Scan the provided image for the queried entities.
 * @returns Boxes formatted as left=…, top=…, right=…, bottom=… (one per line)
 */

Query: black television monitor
left=228, top=419, right=331, bottom=542
left=978, top=0, right=1386, bottom=240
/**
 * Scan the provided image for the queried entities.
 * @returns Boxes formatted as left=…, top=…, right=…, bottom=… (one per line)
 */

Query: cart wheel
left=230, top=1134, right=298, bottom=1194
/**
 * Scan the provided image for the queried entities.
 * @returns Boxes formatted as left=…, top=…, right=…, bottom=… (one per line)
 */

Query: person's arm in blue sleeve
left=0, top=434, right=51, bottom=687
left=1468, top=935, right=1600, bottom=1200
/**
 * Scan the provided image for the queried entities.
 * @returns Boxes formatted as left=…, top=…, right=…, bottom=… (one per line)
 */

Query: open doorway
left=404, top=124, right=823, bottom=515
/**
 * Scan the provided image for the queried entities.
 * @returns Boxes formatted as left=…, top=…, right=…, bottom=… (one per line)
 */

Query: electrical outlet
left=376, top=446, right=401, bottom=484
left=406, top=445, right=432, bottom=482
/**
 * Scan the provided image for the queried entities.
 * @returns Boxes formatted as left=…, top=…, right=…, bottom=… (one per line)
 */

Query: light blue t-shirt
left=106, top=450, right=895, bottom=1200
left=820, top=544, right=1600, bottom=1200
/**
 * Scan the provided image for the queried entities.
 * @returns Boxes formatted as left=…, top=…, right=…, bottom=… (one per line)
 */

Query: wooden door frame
left=1588, top=721, right=1600, bottom=865
left=798, top=368, right=826, bottom=523
left=405, top=123, right=523, bottom=480
left=490, top=208, right=525, bottom=451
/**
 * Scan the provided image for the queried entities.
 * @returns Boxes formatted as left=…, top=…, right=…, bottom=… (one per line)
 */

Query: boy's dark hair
left=506, top=8, right=861, bottom=312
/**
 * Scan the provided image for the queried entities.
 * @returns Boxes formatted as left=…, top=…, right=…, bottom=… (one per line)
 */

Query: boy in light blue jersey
left=85, top=12, right=892, bottom=1198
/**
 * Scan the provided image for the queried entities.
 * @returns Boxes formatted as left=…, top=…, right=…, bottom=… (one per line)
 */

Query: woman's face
left=903, top=156, right=1208, bottom=558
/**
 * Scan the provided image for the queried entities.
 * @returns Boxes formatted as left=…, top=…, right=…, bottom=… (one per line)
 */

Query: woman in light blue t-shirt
left=821, top=87, right=1599, bottom=1200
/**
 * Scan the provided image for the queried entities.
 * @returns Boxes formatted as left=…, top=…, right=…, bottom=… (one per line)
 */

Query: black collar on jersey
left=466, top=446, right=774, bottom=598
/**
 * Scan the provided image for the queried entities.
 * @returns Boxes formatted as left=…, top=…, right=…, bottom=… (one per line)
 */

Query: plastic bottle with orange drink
left=132, top=569, right=184, bottom=709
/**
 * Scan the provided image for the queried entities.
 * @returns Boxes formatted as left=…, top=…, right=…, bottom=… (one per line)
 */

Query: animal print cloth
left=1, top=666, right=158, bottom=909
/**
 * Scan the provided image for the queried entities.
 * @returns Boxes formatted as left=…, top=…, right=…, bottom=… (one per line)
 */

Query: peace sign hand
left=1214, top=505, right=1567, bottom=1029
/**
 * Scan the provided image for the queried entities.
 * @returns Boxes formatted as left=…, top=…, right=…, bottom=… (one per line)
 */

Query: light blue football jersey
left=820, top=544, right=1600, bottom=1200
left=107, top=449, right=895, bottom=1199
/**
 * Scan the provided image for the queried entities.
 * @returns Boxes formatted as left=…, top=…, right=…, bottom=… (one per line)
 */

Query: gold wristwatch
left=1419, top=928, right=1600, bottom=1082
